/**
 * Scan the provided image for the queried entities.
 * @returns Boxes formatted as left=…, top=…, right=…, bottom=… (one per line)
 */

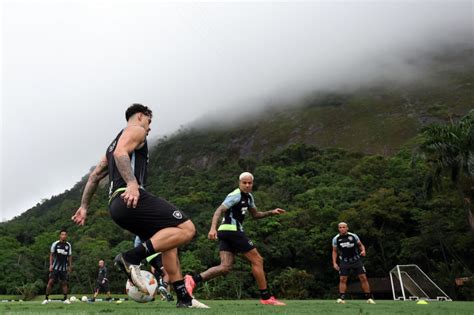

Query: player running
left=42, top=229, right=72, bottom=305
left=332, top=222, right=375, bottom=304
left=185, top=172, right=286, bottom=306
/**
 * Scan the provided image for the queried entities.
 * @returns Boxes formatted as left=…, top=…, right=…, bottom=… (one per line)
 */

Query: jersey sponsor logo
left=241, top=207, right=248, bottom=215
left=173, top=210, right=183, bottom=219
left=339, top=242, right=355, bottom=248
left=56, top=248, right=69, bottom=255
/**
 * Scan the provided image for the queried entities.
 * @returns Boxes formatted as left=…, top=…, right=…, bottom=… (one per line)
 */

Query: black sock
left=339, top=293, right=346, bottom=300
left=173, top=280, right=192, bottom=303
left=63, top=294, right=67, bottom=301
left=193, top=274, right=203, bottom=286
left=364, top=293, right=372, bottom=299
left=260, top=288, right=271, bottom=300
left=45, top=294, right=49, bottom=300
left=124, top=239, right=156, bottom=264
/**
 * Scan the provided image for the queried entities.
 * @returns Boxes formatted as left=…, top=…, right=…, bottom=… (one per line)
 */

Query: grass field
left=0, top=296, right=472, bottom=315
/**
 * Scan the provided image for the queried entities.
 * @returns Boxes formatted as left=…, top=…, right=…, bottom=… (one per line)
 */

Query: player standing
left=332, top=222, right=375, bottom=304
left=42, top=229, right=72, bottom=304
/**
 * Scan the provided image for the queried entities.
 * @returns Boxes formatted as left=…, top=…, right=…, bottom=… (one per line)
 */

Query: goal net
left=389, top=264, right=452, bottom=301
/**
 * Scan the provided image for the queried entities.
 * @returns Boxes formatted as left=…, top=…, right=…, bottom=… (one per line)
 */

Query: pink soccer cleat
left=260, top=296, right=286, bottom=306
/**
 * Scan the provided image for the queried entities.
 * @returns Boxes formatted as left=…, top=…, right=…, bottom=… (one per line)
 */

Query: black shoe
left=114, top=253, right=148, bottom=293
left=114, top=253, right=132, bottom=281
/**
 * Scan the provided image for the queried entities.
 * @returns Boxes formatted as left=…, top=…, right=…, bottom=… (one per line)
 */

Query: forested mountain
left=0, top=49, right=472, bottom=300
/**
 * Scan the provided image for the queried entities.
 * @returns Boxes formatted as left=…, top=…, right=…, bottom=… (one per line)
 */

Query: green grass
left=0, top=298, right=472, bottom=314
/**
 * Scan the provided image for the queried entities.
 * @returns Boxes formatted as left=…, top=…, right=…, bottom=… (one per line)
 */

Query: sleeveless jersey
left=106, top=129, right=148, bottom=196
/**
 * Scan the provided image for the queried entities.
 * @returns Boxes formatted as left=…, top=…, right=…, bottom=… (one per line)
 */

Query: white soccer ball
left=81, top=296, right=88, bottom=302
left=126, top=270, right=157, bottom=303
left=70, top=296, right=77, bottom=302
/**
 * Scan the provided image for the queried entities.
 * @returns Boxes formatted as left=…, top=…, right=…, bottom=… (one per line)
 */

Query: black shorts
left=49, top=270, right=68, bottom=282
left=109, top=189, right=190, bottom=240
left=217, top=230, right=256, bottom=253
left=96, top=281, right=110, bottom=293
left=339, top=260, right=366, bottom=276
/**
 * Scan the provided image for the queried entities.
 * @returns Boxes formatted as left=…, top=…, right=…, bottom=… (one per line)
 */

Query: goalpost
left=389, top=265, right=452, bottom=301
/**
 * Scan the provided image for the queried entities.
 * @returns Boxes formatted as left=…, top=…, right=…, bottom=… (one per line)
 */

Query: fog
left=1, top=0, right=472, bottom=221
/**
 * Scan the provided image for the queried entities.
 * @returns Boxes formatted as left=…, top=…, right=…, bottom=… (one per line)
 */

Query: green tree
left=419, top=110, right=474, bottom=231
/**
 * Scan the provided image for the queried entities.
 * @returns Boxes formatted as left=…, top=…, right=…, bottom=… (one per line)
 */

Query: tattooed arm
left=249, top=207, right=286, bottom=219
left=72, top=156, right=108, bottom=226
left=208, top=205, right=228, bottom=240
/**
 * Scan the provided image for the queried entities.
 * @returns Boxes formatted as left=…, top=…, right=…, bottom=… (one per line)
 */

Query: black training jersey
left=217, top=188, right=256, bottom=232
left=97, top=266, right=108, bottom=282
left=50, top=241, right=72, bottom=271
left=332, top=232, right=361, bottom=263
left=106, top=129, right=148, bottom=196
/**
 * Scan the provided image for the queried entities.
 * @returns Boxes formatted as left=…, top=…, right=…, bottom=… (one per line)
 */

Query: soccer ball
left=69, top=296, right=77, bottom=302
left=81, top=296, right=88, bottom=302
left=126, top=270, right=157, bottom=303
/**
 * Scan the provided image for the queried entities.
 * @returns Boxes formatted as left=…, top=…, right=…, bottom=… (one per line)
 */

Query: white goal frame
left=389, top=264, right=452, bottom=301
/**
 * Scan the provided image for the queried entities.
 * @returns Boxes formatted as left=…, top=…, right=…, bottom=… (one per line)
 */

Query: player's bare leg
left=337, top=276, right=348, bottom=304
left=243, top=249, right=266, bottom=289
left=149, top=220, right=195, bottom=252
left=358, top=273, right=375, bottom=304
left=201, top=251, right=234, bottom=280
left=244, top=249, right=285, bottom=306
left=184, top=251, right=234, bottom=298
left=42, top=279, right=55, bottom=304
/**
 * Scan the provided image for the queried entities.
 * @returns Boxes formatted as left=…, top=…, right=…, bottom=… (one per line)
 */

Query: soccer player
left=92, top=260, right=111, bottom=301
left=71, top=104, right=208, bottom=308
left=42, top=229, right=72, bottom=305
left=185, top=172, right=286, bottom=306
left=332, top=222, right=375, bottom=304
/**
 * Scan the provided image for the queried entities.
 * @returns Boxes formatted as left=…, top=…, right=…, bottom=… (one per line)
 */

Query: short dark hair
left=60, top=229, right=67, bottom=234
left=125, top=103, right=153, bottom=121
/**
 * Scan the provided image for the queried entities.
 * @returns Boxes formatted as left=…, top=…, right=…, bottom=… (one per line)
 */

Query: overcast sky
left=1, top=0, right=472, bottom=221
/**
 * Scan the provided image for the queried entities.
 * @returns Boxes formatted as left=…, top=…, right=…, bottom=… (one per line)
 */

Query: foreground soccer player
left=332, top=222, right=375, bottom=304
left=42, top=229, right=72, bottom=305
left=185, top=172, right=286, bottom=306
left=72, top=104, right=208, bottom=308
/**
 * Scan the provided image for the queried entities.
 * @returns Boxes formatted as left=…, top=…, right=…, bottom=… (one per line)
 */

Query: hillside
left=149, top=48, right=472, bottom=172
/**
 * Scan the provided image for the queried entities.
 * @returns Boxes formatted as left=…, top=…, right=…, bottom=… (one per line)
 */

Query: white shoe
left=41, top=299, right=50, bottom=305
left=129, top=265, right=148, bottom=294
left=367, top=298, right=376, bottom=304
left=336, top=298, right=346, bottom=304
left=191, top=298, right=210, bottom=308
left=63, top=299, right=71, bottom=304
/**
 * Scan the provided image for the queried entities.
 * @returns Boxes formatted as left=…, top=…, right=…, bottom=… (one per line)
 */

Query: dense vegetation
left=0, top=50, right=472, bottom=300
